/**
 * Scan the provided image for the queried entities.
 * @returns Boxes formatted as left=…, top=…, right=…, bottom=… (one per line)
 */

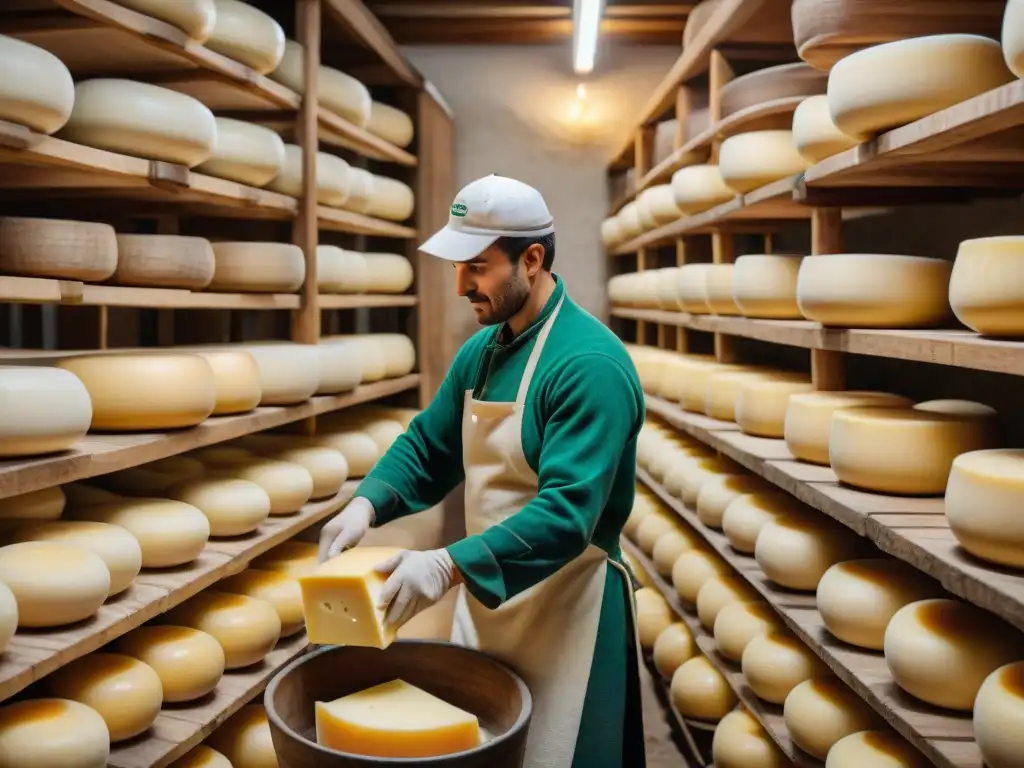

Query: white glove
left=375, top=548, right=456, bottom=630
left=318, top=497, right=376, bottom=562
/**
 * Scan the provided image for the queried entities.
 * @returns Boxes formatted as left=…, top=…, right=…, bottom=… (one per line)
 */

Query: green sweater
left=355, top=276, right=645, bottom=609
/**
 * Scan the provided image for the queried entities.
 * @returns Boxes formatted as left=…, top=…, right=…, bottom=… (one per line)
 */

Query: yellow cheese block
left=735, top=375, right=814, bottom=438
left=0, top=216, right=117, bottom=282
left=754, top=511, right=863, bottom=592
left=0, top=541, right=110, bottom=627
left=0, top=34, right=75, bottom=134
left=195, top=118, right=286, bottom=188
left=732, top=254, right=805, bottom=319
left=696, top=575, right=756, bottom=630
left=0, top=485, right=65, bottom=530
left=204, top=0, right=285, bottom=74
left=783, top=677, right=883, bottom=759
left=975, top=661, right=1024, bottom=768
left=163, top=591, right=281, bottom=669
left=315, top=679, right=482, bottom=758
left=714, top=601, right=781, bottom=663
left=712, top=707, right=790, bottom=768
left=741, top=630, right=828, bottom=704
left=696, top=475, right=769, bottom=529
left=219, top=569, right=304, bottom=637
left=670, top=656, right=737, bottom=722
left=168, top=477, right=271, bottom=536
left=722, top=491, right=800, bottom=554
left=949, top=236, right=1024, bottom=336
left=317, top=245, right=369, bottom=294
left=719, top=130, right=810, bottom=194
left=112, top=234, right=215, bottom=290
left=46, top=653, right=163, bottom=742
left=946, top=449, right=1024, bottom=568
left=652, top=622, right=696, bottom=678
left=791, top=94, right=859, bottom=163
left=670, top=164, right=735, bottom=213
left=115, top=625, right=225, bottom=703
left=0, top=698, right=110, bottom=768
left=209, top=242, right=305, bottom=293
left=109, top=0, right=215, bottom=41
left=0, top=581, right=15, bottom=655
left=168, top=745, right=234, bottom=768
left=97, top=455, right=206, bottom=495
left=208, top=705, right=278, bottom=768
left=672, top=549, right=729, bottom=605
left=184, top=349, right=263, bottom=415
left=826, top=731, right=930, bottom=768
left=251, top=540, right=319, bottom=578
left=0, top=365, right=93, bottom=457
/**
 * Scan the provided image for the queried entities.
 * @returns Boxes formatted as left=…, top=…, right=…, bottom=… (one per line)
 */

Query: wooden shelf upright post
left=810, top=207, right=846, bottom=390
left=635, top=126, right=655, bottom=347
left=708, top=49, right=735, bottom=365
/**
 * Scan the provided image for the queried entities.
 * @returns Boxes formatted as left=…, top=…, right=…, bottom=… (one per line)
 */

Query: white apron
left=450, top=296, right=634, bottom=768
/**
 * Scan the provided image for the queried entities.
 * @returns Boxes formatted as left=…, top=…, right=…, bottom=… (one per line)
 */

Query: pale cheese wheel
left=5, top=520, right=141, bottom=596
left=624, top=494, right=658, bottom=540
left=236, top=343, right=320, bottom=404
left=619, top=202, right=644, bottom=238
left=704, top=368, right=786, bottom=423
left=638, top=201, right=657, bottom=232
left=653, top=622, right=696, bottom=678
left=915, top=398, right=998, bottom=418
left=47, top=653, right=162, bottom=742
left=830, top=406, right=997, bottom=495
left=733, top=254, right=805, bottom=319
left=209, top=241, right=305, bottom=293
left=638, top=184, right=683, bottom=226
left=714, top=601, right=782, bottom=663
left=826, top=731, right=930, bottom=768
left=652, top=529, right=700, bottom=577
left=742, top=631, right=829, bottom=704
left=678, top=456, right=740, bottom=507
left=722, top=491, right=797, bottom=554
left=784, top=390, right=914, bottom=465
left=0, top=486, right=65, bottom=530
left=705, top=264, right=740, bottom=315
left=163, top=591, right=281, bottom=669
left=636, top=586, right=674, bottom=650
left=209, top=705, right=278, bottom=768
left=262, top=446, right=348, bottom=499
left=367, top=100, right=414, bottom=147
left=676, top=264, right=713, bottom=314
left=363, top=418, right=405, bottom=454
left=185, top=349, right=263, bottom=415
left=792, top=94, right=859, bottom=163
left=314, top=341, right=364, bottom=394
left=267, top=144, right=351, bottom=206
left=670, top=656, right=737, bottom=722
left=635, top=513, right=676, bottom=556
left=270, top=41, right=372, bottom=128
left=68, top=498, right=210, bottom=568
left=0, top=366, right=92, bottom=456
left=115, top=625, right=225, bottom=702
left=712, top=707, right=790, bottom=768
left=783, top=677, right=883, bottom=759
left=0, top=35, right=75, bottom=134
left=653, top=268, right=683, bottom=311
left=719, top=131, right=810, bottom=194
left=949, top=236, right=1024, bottom=336
left=203, top=456, right=313, bottom=516
left=315, top=431, right=379, bottom=476
left=601, top=218, right=625, bottom=250
left=0, top=541, right=110, bottom=627
left=884, top=598, right=1024, bottom=710
left=817, top=559, right=943, bottom=651
left=368, top=175, right=415, bottom=221
left=946, top=449, right=1024, bottom=567
left=60, top=79, right=216, bottom=167
left=363, top=252, right=415, bottom=293
left=0, top=581, right=16, bottom=654
left=250, top=540, right=318, bottom=578
left=218, top=569, right=304, bottom=636
left=827, top=35, right=1014, bottom=140
left=57, top=352, right=216, bottom=431
left=0, top=699, right=110, bottom=768
left=109, top=0, right=216, bottom=40
left=205, top=0, right=285, bottom=73
left=1007, top=0, right=1024, bottom=79
left=328, top=333, right=415, bottom=379
left=797, top=254, right=952, bottom=327
left=670, top=164, right=735, bottom=213
left=195, top=118, right=286, bottom=187
left=975, top=661, right=1024, bottom=768
left=0, top=217, right=117, bottom=282
left=672, top=549, right=729, bottom=604
left=111, top=234, right=215, bottom=290
left=96, top=455, right=206, bottom=496
left=735, top=375, right=814, bottom=438
left=317, top=246, right=370, bottom=293
left=697, top=575, right=756, bottom=630
left=169, top=746, right=234, bottom=768
left=755, top=511, right=863, bottom=591
left=663, top=355, right=722, bottom=410
left=168, top=478, right=270, bottom=536
left=342, top=166, right=373, bottom=214
left=697, top=475, right=770, bottom=529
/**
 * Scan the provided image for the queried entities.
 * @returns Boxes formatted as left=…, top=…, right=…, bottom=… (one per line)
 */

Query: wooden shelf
left=638, top=468, right=979, bottom=768
left=0, top=484, right=354, bottom=705
left=0, top=374, right=419, bottom=501
left=317, top=205, right=416, bottom=238
left=318, top=293, right=417, bottom=309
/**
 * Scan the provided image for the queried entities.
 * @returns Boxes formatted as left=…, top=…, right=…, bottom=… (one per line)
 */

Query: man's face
left=454, top=244, right=531, bottom=326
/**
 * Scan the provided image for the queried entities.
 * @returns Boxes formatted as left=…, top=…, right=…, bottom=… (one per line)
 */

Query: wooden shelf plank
left=317, top=205, right=416, bottom=238
left=0, top=484, right=354, bottom=705
left=318, top=293, right=417, bottom=309
left=0, top=375, right=419, bottom=501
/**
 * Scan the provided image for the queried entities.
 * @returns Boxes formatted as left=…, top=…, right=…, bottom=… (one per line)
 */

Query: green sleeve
left=447, top=353, right=642, bottom=608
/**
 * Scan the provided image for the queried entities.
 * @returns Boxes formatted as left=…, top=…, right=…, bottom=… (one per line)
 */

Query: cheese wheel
left=721, top=492, right=797, bottom=554
left=96, top=455, right=206, bottom=495
left=315, top=431, right=379, bottom=476
left=637, top=200, right=657, bottom=232
left=705, top=264, right=740, bottom=315
left=0, top=35, right=75, bottom=134
left=169, top=746, right=234, bottom=768
left=735, top=375, right=814, bottom=438
left=697, top=575, right=756, bottom=630
left=949, top=236, right=1024, bottom=336
left=697, top=475, right=770, bottom=529
left=681, top=456, right=741, bottom=507
left=830, top=406, right=997, bottom=495
left=209, top=241, right=304, bottom=293
left=884, top=598, right=1023, bottom=710
left=638, top=184, right=683, bottom=226
left=0, top=486, right=65, bottom=531
left=204, top=0, right=285, bottom=73
left=218, top=569, right=304, bottom=636
left=663, top=355, right=722, bottom=410
left=116, top=625, right=225, bottom=703
left=167, top=478, right=270, bottom=536
left=915, top=398, right=997, bottom=418
left=783, top=677, right=883, bottom=759
left=975, top=661, right=1024, bottom=768
left=676, top=264, right=713, bottom=314
left=195, top=118, right=286, bottom=187
left=653, top=622, right=696, bottom=678
left=743, top=631, right=829, bottom=704
left=201, top=455, right=313, bottom=516
left=670, top=164, right=735, bottom=213
left=714, top=601, right=782, bottom=663
left=0, top=366, right=92, bottom=457
left=184, top=349, right=263, bottom=415
left=266, top=144, right=351, bottom=206
left=601, top=217, right=625, bottom=250
left=652, top=529, right=700, bottom=577
left=363, top=253, right=414, bottom=293
left=367, top=100, right=414, bottom=147
left=704, top=368, right=783, bottom=422
left=635, top=513, right=676, bottom=556
left=60, top=79, right=216, bottom=167
left=270, top=41, right=372, bottom=128
left=618, top=202, right=644, bottom=238
left=719, top=131, right=810, bottom=193
left=792, top=95, right=859, bottom=163
left=236, top=343, right=320, bottom=404
left=624, top=494, right=658, bottom=539
left=5, top=520, right=141, bottom=596
left=755, top=511, right=863, bottom=591
left=0, top=699, right=110, bottom=768
left=945, top=449, right=1024, bottom=567
left=713, top=707, right=789, bottom=768
left=784, top=391, right=914, bottom=465
left=47, top=653, right=162, bottom=742
left=797, top=254, right=952, bottom=327
left=164, top=591, right=281, bottom=669
left=317, top=246, right=369, bottom=293
left=310, top=341, right=363, bottom=394
left=670, top=656, right=737, bottom=722
left=0, top=581, right=16, bottom=654
left=68, top=497, right=210, bottom=567
left=1007, top=0, right=1024, bottom=79
left=109, top=0, right=216, bottom=40
left=636, top=587, right=674, bottom=650
left=57, top=352, right=216, bottom=431
left=111, top=234, right=215, bottom=290
left=732, top=254, right=805, bottom=319
left=0, top=541, right=110, bottom=627
left=816, top=559, right=942, bottom=650
left=340, top=168, right=371, bottom=212
left=208, top=705, right=277, bottom=768
left=262, top=446, right=347, bottom=499
left=827, top=35, right=1014, bottom=140
left=0, top=217, right=117, bottom=282
left=250, top=540, right=319, bottom=578
left=826, top=731, right=930, bottom=768
left=368, top=175, right=415, bottom=222
left=672, top=549, right=729, bottom=604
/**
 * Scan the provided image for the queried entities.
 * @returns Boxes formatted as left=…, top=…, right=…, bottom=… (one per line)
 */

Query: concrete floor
left=639, top=663, right=695, bottom=768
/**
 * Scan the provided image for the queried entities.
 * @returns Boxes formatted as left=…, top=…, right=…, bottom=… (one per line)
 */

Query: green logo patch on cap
left=451, top=202, right=468, bottom=217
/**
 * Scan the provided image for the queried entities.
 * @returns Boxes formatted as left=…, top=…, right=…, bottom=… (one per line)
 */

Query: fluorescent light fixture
left=573, top=0, right=604, bottom=75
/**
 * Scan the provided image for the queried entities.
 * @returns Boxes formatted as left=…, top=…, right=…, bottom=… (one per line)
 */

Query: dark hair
left=495, top=233, right=556, bottom=271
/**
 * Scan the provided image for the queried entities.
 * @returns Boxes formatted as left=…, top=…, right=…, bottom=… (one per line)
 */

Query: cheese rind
left=1006, top=0, right=1024, bottom=79
left=234, top=343, right=320, bottom=404
left=721, top=492, right=796, bottom=554
left=163, top=591, right=281, bottom=669
left=672, top=550, right=729, bottom=605
left=697, top=475, right=769, bottom=529
left=638, top=184, right=683, bottom=226
left=792, top=95, right=859, bottom=162
left=209, top=241, right=305, bottom=293
left=697, top=575, right=755, bottom=630
left=267, top=144, right=352, bottom=206
left=368, top=175, right=415, bottom=221
left=826, top=731, right=930, bottom=768
left=112, top=234, right=215, bottom=290
left=670, top=164, right=735, bottom=213
left=712, top=707, right=789, bottom=768
left=363, top=252, right=415, bottom=293
left=115, top=625, right=225, bottom=703
left=732, top=254, right=805, bottom=319
left=946, top=449, right=1024, bottom=567
left=653, top=622, right=696, bottom=678
left=109, top=0, right=215, bottom=40
left=314, top=431, right=379, bottom=477
left=0, top=541, right=110, bottom=627
left=195, top=118, right=286, bottom=187
left=0, top=365, right=93, bottom=457
left=204, top=0, right=285, bottom=73
left=0, top=582, right=16, bottom=655
left=0, top=698, right=110, bottom=768
left=719, top=131, right=810, bottom=193
left=0, top=216, right=118, bottom=283
left=670, top=655, right=737, bottom=721
left=742, top=631, right=828, bottom=704
left=168, top=746, right=233, bottom=768
left=949, top=236, right=1024, bottom=336
left=975, top=661, right=1024, bottom=768
left=271, top=41, right=371, bottom=127
left=185, top=349, right=263, bottom=415
left=0, top=486, right=65, bottom=530
left=618, top=202, right=644, bottom=238
left=705, top=264, right=739, bottom=315
left=0, top=35, right=75, bottom=134
left=783, top=677, right=883, bottom=759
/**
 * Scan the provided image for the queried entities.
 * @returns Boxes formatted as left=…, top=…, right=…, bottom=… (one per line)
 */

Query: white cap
left=419, top=174, right=554, bottom=262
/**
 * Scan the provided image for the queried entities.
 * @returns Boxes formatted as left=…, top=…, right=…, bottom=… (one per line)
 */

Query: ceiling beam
left=377, top=17, right=688, bottom=45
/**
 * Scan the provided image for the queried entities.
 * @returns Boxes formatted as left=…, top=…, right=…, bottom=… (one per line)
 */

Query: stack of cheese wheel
left=363, top=252, right=414, bottom=293
left=743, top=630, right=829, bottom=704
left=712, top=706, right=789, bottom=768
left=719, top=130, right=810, bottom=194
left=719, top=62, right=827, bottom=123
left=792, top=95, right=859, bottom=163
left=317, top=245, right=369, bottom=294
left=367, top=174, right=415, bottom=222
left=670, top=164, right=734, bottom=213
left=827, top=731, right=931, bottom=768
left=735, top=372, right=813, bottom=438
left=0, top=365, right=93, bottom=457
left=671, top=655, right=737, bottom=722
left=251, top=338, right=363, bottom=395
left=116, top=623, right=226, bottom=703
left=109, top=0, right=217, bottom=40
left=59, top=79, right=217, bottom=167
left=0, top=698, right=111, bottom=766
left=110, top=233, right=216, bottom=290
left=271, top=40, right=371, bottom=127
left=705, top=264, right=739, bottom=315
left=601, top=216, right=627, bottom=252
left=208, top=704, right=277, bottom=767
left=0, top=540, right=111, bottom=627
left=975, top=659, right=1024, bottom=768
left=784, top=677, right=883, bottom=759
left=755, top=507, right=863, bottom=591
left=652, top=622, right=696, bottom=678
left=949, top=236, right=1024, bottom=336
left=796, top=254, right=952, bottom=328
left=636, top=184, right=684, bottom=228
left=618, top=201, right=644, bottom=240
left=208, top=241, right=305, bottom=293
left=714, top=601, right=782, bottom=663
left=162, top=590, right=282, bottom=669
left=267, top=144, right=352, bottom=206
left=367, top=100, right=415, bottom=147
left=945, top=449, right=1024, bottom=568
left=732, top=254, right=805, bottom=319
left=0, top=216, right=118, bottom=281
left=195, top=117, right=286, bottom=187
left=190, top=445, right=314, bottom=515
left=0, top=35, right=74, bottom=134
left=232, top=432, right=349, bottom=499
left=203, top=0, right=284, bottom=73
left=636, top=586, right=674, bottom=650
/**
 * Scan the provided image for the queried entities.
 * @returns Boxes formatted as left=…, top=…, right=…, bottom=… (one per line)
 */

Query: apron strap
left=515, top=294, right=566, bottom=407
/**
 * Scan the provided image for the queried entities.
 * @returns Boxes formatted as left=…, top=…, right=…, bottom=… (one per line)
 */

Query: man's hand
left=318, top=497, right=376, bottom=562
left=375, top=548, right=456, bottom=629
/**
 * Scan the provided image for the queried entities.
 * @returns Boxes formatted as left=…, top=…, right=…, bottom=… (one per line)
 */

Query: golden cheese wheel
left=0, top=541, right=110, bottom=627
left=168, top=745, right=234, bottom=768
left=218, top=569, right=304, bottom=637
left=721, top=491, right=797, bottom=554
left=186, top=349, right=263, bottom=415
left=712, top=706, right=791, bottom=768
left=742, top=630, right=829, bottom=704
left=697, top=575, right=757, bottom=630
left=696, top=474, right=767, bottom=529
left=783, top=677, right=883, bottom=760
left=167, top=478, right=271, bottom=537
left=636, top=586, right=674, bottom=650
left=195, top=448, right=314, bottom=515
left=624, top=494, right=659, bottom=540
left=826, top=731, right=930, bottom=768
left=163, top=591, right=281, bottom=669
left=0, top=581, right=16, bottom=655
left=362, top=419, right=405, bottom=454
left=0, top=698, right=110, bottom=768
left=313, top=431, right=380, bottom=477
left=250, top=540, right=319, bottom=578
left=672, top=549, right=729, bottom=605
left=653, top=622, right=697, bottom=678
left=635, top=513, right=677, bottom=556
left=670, top=656, right=738, bottom=722
left=754, top=510, right=863, bottom=592
left=652, top=528, right=700, bottom=577
left=714, top=601, right=782, bottom=663
left=115, top=625, right=225, bottom=703
left=258, top=446, right=348, bottom=499
left=677, top=456, right=741, bottom=507
left=46, top=653, right=163, bottom=742
left=975, top=661, right=1024, bottom=768
left=0, top=485, right=65, bottom=530
left=208, top=704, right=278, bottom=768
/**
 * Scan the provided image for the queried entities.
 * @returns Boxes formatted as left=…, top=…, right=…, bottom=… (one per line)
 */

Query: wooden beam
left=377, top=17, right=687, bottom=45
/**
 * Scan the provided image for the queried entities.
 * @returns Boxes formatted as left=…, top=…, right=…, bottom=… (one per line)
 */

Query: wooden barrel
left=265, top=641, right=532, bottom=767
